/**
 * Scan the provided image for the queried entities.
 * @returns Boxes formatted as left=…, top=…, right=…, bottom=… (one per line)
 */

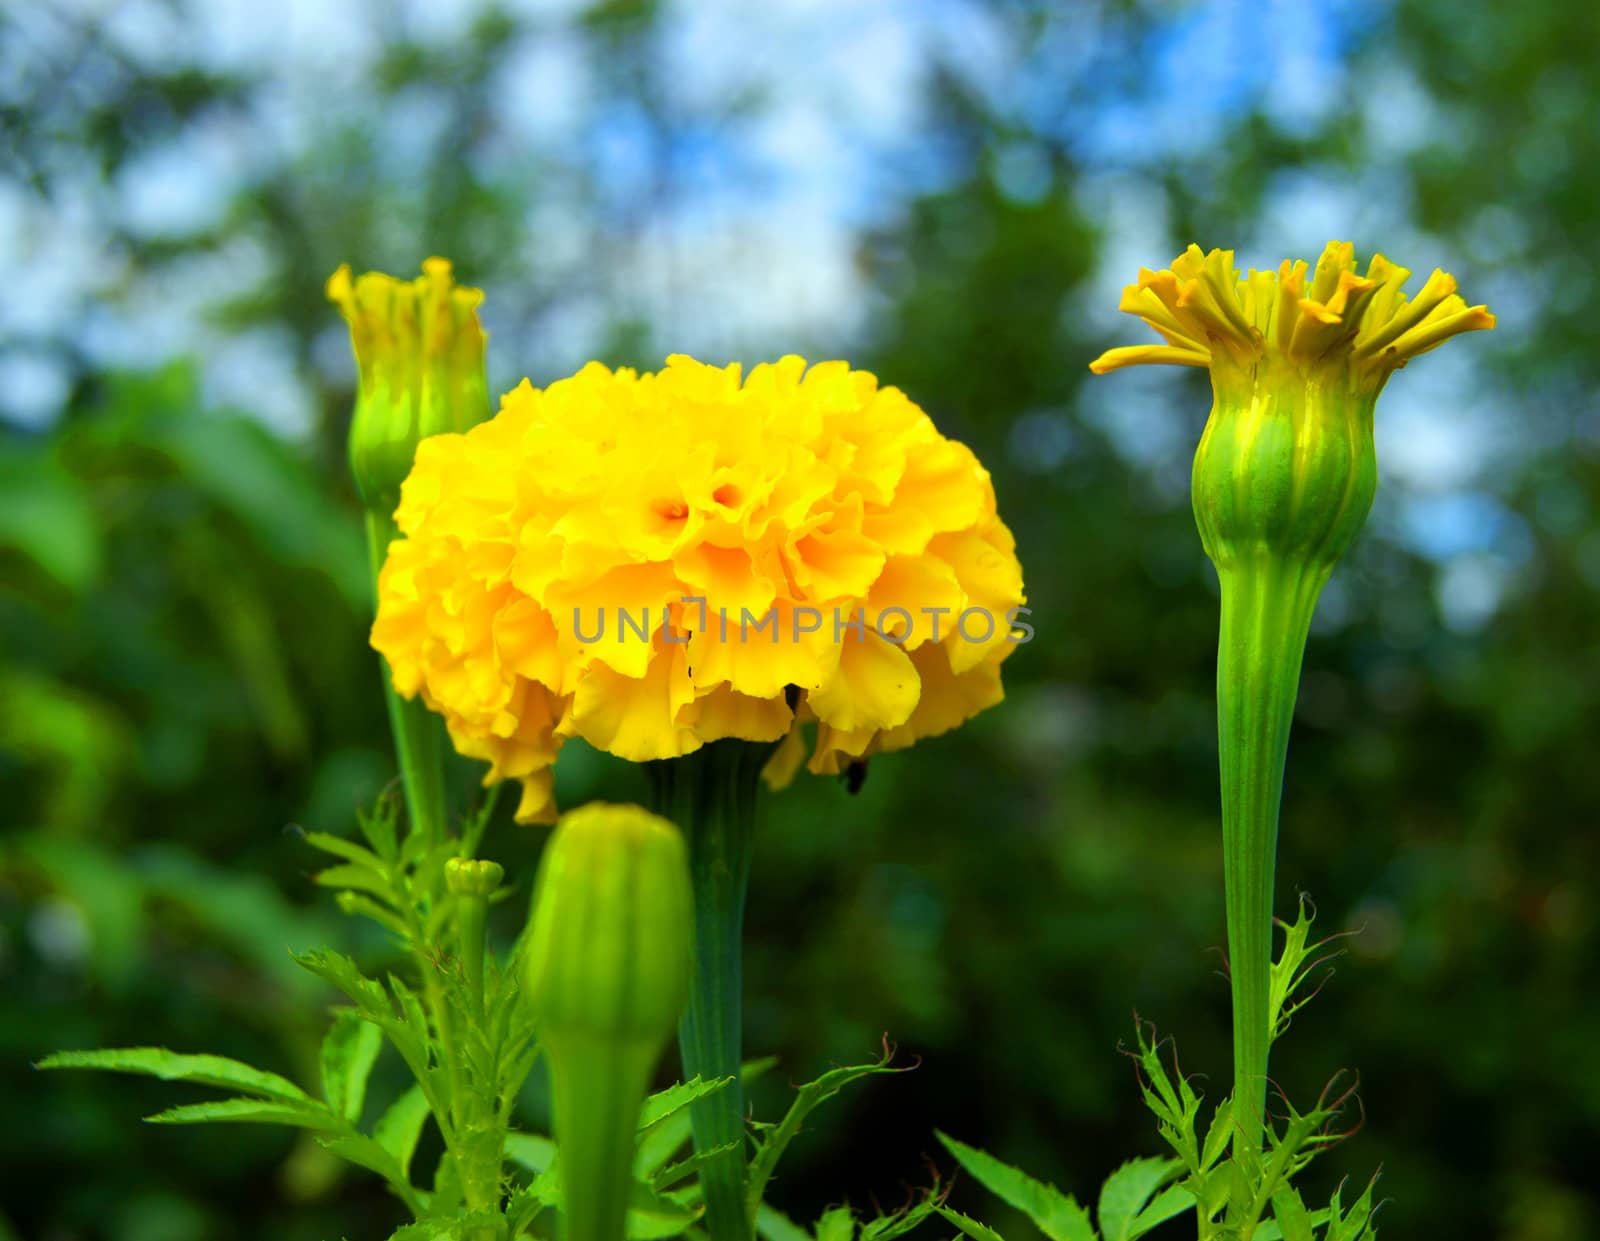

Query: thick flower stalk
left=526, top=803, right=693, bottom=1241
left=1092, top=242, right=1494, bottom=1166
left=372, top=353, right=1025, bottom=1240
left=329, top=257, right=491, bottom=841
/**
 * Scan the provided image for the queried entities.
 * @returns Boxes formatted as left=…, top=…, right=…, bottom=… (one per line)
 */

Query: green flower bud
left=1191, top=353, right=1378, bottom=575
left=327, top=257, right=490, bottom=515
left=444, top=857, right=504, bottom=898
left=526, top=803, right=692, bottom=1047
left=526, top=803, right=693, bottom=1241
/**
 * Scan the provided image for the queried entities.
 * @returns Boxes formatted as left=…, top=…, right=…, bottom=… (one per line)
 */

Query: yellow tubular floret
left=327, top=257, right=485, bottom=379
left=1089, top=240, right=1495, bottom=389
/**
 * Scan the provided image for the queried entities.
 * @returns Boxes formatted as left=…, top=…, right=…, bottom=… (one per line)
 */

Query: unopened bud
left=444, top=857, right=504, bottom=898
left=328, top=257, right=489, bottom=514
left=525, top=803, right=693, bottom=1241
left=525, top=802, right=692, bottom=1048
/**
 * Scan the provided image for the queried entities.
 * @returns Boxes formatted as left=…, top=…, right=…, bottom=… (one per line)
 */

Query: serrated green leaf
left=373, top=1084, right=432, bottom=1178
left=651, top=1141, right=739, bottom=1191
left=146, top=1098, right=341, bottom=1128
left=303, top=831, right=386, bottom=871
left=293, top=949, right=390, bottom=1013
left=1200, top=1099, right=1234, bottom=1173
left=635, top=1113, right=692, bottom=1178
left=935, top=1206, right=1008, bottom=1241
left=505, top=1179, right=557, bottom=1235
left=859, top=1199, right=942, bottom=1241
left=356, top=798, right=401, bottom=862
left=385, top=1210, right=501, bottom=1240
left=755, top=1203, right=810, bottom=1241
left=1127, top=1185, right=1191, bottom=1238
left=390, top=975, right=431, bottom=1039
left=815, top=1206, right=857, bottom=1241
left=315, top=862, right=397, bottom=902
left=39, top=1047, right=311, bottom=1103
left=1326, top=1177, right=1379, bottom=1241
left=747, top=1051, right=907, bottom=1212
left=1269, top=1185, right=1314, bottom=1241
left=935, top=1133, right=1095, bottom=1241
left=1097, top=1157, right=1177, bottom=1241
left=387, top=1225, right=452, bottom=1241
left=337, top=891, right=412, bottom=937
left=639, top=1076, right=735, bottom=1131
left=1252, top=1207, right=1332, bottom=1241
left=321, top=1011, right=383, bottom=1121
left=320, top=1132, right=407, bottom=1189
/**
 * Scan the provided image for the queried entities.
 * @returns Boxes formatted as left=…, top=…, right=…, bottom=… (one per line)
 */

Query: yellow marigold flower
left=1091, top=242, right=1495, bottom=572
left=327, top=257, right=490, bottom=512
left=371, top=354, right=1025, bottom=823
left=1089, top=240, right=1495, bottom=389
left=1092, top=245, right=1495, bottom=1162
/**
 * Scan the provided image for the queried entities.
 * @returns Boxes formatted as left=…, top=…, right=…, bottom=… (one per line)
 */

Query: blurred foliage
left=3, top=2, right=1598, bottom=1241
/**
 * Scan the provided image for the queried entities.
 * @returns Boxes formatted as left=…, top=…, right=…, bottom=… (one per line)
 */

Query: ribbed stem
left=547, top=1036, right=656, bottom=1241
left=645, top=741, right=771, bottom=1241
left=364, top=509, right=449, bottom=843
left=1214, top=553, right=1327, bottom=1167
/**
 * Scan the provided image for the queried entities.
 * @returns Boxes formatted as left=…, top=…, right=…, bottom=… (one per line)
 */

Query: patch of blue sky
left=1058, top=0, right=1384, bottom=165
left=1398, top=492, right=1533, bottom=565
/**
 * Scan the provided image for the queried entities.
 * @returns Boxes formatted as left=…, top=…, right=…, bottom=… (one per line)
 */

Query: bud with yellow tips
left=1091, top=241, right=1495, bottom=1167
left=328, top=257, right=489, bottom=516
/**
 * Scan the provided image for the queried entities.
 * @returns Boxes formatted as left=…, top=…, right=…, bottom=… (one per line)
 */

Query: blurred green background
left=3, top=1, right=1595, bottom=1238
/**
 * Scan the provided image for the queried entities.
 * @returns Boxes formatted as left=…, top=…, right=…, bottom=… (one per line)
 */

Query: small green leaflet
left=321, top=1010, right=383, bottom=1121
left=373, top=1084, right=432, bottom=1178
left=145, top=1098, right=341, bottom=1129
left=650, top=1141, right=739, bottom=1192
left=935, top=1132, right=1095, bottom=1241
left=746, top=1049, right=909, bottom=1211
left=638, top=1075, right=735, bottom=1130
left=37, top=1047, right=312, bottom=1104
left=814, top=1207, right=857, bottom=1241
left=936, top=1206, right=1008, bottom=1241
left=1096, top=1156, right=1182, bottom=1241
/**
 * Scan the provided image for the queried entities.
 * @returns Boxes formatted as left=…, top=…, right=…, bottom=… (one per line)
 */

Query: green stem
left=458, top=893, right=489, bottom=1017
left=364, top=509, right=449, bottom=843
left=1214, top=552, right=1326, bottom=1167
left=547, top=1036, right=657, bottom=1241
left=645, top=741, right=770, bottom=1241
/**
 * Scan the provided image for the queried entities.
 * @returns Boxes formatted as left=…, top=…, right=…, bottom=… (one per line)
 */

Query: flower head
left=1089, top=241, right=1495, bottom=393
left=1092, top=243, right=1495, bottom=571
left=328, top=258, right=490, bottom=511
left=372, top=354, right=1025, bottom=822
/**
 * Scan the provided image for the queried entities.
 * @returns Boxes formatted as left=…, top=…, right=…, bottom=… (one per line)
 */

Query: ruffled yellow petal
left=371, top=354, right=1025, bottom=817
